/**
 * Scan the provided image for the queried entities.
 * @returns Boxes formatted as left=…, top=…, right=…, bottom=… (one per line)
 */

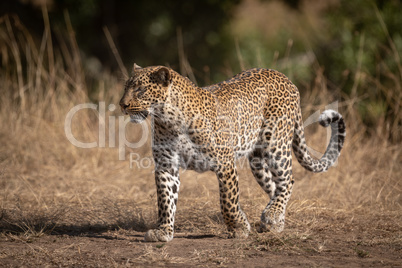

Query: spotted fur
left=119, top=64, right=346, bottom=242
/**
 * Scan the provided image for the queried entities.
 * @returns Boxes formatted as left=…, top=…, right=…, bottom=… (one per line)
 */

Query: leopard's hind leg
left=249, top=117, right=295, bottom=233
left=248, top=149, right=276, bottom=200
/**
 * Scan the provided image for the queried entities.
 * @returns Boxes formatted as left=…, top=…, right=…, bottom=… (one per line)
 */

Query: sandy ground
left=1, top=159, right=401, bottom=267
left=1, top=211, right=401, bottom=267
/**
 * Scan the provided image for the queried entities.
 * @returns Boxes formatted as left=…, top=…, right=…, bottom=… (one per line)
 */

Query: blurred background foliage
left=1, top=0, right=401, bottom=142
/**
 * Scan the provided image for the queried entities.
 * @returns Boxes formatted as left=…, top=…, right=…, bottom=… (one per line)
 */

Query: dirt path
left=1, top=214, right=401, bottom=267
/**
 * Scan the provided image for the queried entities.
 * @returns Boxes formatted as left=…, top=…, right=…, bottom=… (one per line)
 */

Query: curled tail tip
left=294, top=109, right=346, bottom=173
left=319, top=109, right=342, bottom=127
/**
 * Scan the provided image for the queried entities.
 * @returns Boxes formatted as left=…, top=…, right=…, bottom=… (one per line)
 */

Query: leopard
left=119, top=63, right=346, bottom=242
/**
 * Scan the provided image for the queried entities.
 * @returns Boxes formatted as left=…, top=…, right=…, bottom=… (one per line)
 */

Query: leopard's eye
left=134, top=86, right=147, bottom=97
left=134, top=86, right=143, bottom=92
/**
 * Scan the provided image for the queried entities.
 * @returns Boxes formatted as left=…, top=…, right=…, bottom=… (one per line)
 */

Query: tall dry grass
left=0, top=13, right=146, bottom=234
left=0, top=12, right=400, bottom=240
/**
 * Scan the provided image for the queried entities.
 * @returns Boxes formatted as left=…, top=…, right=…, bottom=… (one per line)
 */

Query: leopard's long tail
left=292, top=109, right=346, bottom=173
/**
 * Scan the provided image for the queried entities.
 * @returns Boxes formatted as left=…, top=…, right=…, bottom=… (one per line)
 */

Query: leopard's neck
left=165, top=72, right=217, bottom=122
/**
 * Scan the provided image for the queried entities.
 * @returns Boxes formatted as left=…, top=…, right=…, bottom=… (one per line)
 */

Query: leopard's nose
left=119, top=101, right=129, bottom=114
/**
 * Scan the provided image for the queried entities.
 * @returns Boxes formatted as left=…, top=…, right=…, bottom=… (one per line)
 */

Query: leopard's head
left=119, top=64, right=172, bottom=123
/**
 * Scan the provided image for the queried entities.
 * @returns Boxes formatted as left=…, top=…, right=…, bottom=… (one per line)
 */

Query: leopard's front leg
left=215, top=159, right=250, bottom=239
left=144, top=154, right=180, bottom=242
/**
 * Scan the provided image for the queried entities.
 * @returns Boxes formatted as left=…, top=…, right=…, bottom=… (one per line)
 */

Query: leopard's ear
left=151, top=67, right=171, bottom=87
left=132, top=63, right=142, bottom=75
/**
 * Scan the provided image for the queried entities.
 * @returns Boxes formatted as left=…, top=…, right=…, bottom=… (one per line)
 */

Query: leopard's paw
left=259, top=211, right=285, bottom=233
left=228, top=228, right=250, bottom=239
left=144, top=229, right=173, bottom=242
left=228, top=219, right=251, bottom=239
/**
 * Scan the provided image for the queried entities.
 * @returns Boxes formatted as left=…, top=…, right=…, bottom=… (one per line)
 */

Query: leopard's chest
left=176, top=134, right=213, bottom=173
left=152, top=120, right=213, bottom=173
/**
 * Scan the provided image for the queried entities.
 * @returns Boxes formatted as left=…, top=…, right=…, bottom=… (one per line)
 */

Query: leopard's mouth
left=129, top=110, right=149, bottom=123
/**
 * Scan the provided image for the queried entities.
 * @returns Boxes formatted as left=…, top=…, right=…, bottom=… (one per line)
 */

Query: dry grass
left=0, top=12, right=401, bottom=267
